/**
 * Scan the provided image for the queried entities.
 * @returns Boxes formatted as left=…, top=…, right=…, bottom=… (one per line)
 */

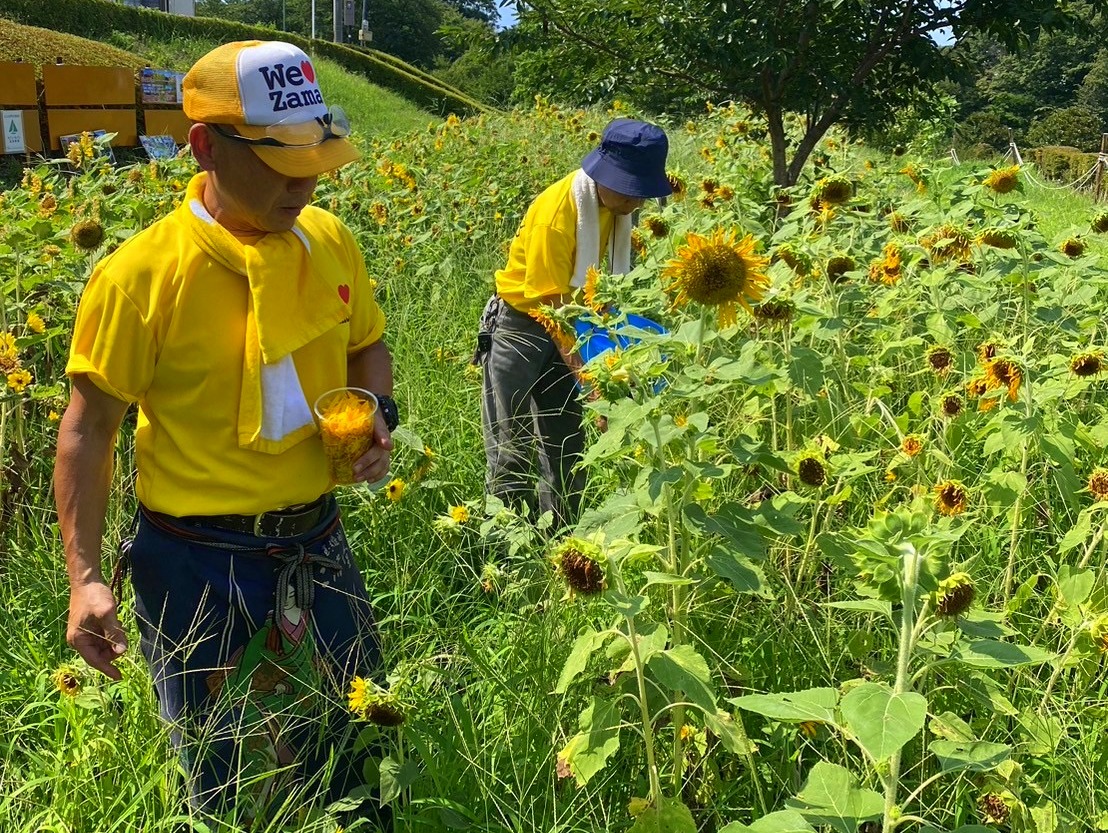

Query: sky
left=495, top=3, right=517, bottom=30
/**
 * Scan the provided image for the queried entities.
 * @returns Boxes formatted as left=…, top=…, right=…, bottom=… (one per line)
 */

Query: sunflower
left=582, top=265, right=602, bottom=312
left=982, top=165, right=1020, bottom=194
left=7, top=368, right=32, bottom=393
left=348, top=677, right=407, bottom=726
left=552, top=537, right=605, bottom=595
left=983, top=357, right=1021, bottom=401
left=1088, top=468, right=1108, bottom=502
left=826, top=255, right=855, bottom=283
left=978, top=794, right=1010, bottom=825
left=450, top=504, right=470, bottom=524
left=921, top=224, right=974, bottom=264
left=53, top=665, right=82, bottom=697
left=529, top=306, right=576, bottom=355
left=1060, top=237, right=1086, bottom=258
left=940, top=393, right=963, bottom=417
left=814, top=174, right=853, bottom=206
left=927, top=346, right=953, bottom=375
left=663, top=228, right=769, bottom=327
left=700, top=177, right=718, bottom=195
left=631, top=228, right=646, bottom=255
left=933, top=572, right=975, bottom=616
left=26, top=312, right=45, bottom=334
left=796, top=454, right=827, bottom=487
left=900, top=162, right=926, bottom=193
left=386, top=478, right=406, bottom=502
left=867, top=242, right=902, bottom=286
left=933, top=480, right=968, bottom=516
left=977, top=227, right=1019, bottom=249
left=1093, top=211, right=1108, bottom=234
left=1071, top=351, right=1104, bottom=377
left=752, top=298, right=795, bottom=325
left=772, top=243, right=810, bottom=275
left=901, top=434, right=925, bottom=457
left=888, top=211, right=912, bottom=234
left=666, top=171, right=686, bottom=201
left=70, top=219, right=104, bottom=251
left=642, top=215, right=669, bottom=238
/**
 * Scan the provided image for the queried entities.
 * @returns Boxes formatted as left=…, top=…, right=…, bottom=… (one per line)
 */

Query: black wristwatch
left=376, top=394, right=400, bottom=432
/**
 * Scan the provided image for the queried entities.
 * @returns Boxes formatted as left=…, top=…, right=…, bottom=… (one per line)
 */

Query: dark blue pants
left=128, top=495, right=382, bottom=822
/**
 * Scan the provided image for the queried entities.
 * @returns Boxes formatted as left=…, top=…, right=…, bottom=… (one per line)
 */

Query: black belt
left=173, top=494, right=333, bottom=539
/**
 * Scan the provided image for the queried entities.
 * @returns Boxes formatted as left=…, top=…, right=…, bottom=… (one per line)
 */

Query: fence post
left=1008, top=128, right=1023, bottom=166
left=1095, top=133, right=1108, bottom=203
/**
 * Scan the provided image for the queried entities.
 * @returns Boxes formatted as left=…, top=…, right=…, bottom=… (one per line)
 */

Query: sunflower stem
left=1002, top=441, right=1029, bottom=596
left=883, top=545, right=921, bottom=833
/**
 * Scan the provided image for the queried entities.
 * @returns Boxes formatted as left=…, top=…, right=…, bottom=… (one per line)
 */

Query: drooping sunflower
left=1060, top=237, right=1086, bottom=258
left=348, top=677, right=407, bottom=726
left=753, top=298, right=795, bottom=325
left=867, top=242, right=902, bottom=286
left=977, top=227, right=1019, bottom=249
left=1071, top=351, right=1104, bottom=377
left=983, top=357, right=1021, bottom=401
left=666, top=171, right=686, bottom=201
left=552, top=537, right=606, bottom=595
left=700, top=177, right=718, bottom=195
left=976, top=340, right=1000, bottom=363
left=927, top=346, right=953, bottom=375
left=814, top=174, right=853, bottom=206
left=663, top=228, right=769, bottom=327
left=933, top=572, right=975, bottom=616
left=934, top=480, right=968, bottom=516
left=772, top=243, right=811, bottom=275
left=796, top=453, right=828, bottom=487
left=530, top=306, right=577, bottom=355
left=888, top=211, right=912, bottom=234
left=978, top=794, right=1011, bottom=826
left=982, top=165, right=1020, bottom=194
left=1090, top=614, right=1108, bottom=651
left=1088, top=468, right=1108, bottom=502
left=1093, top=211, right=1108, bottom=234
left=642, top=215, right=669, bottom=239
left=582, top=265, right=602, bottom=312
left=920, top=223, right=974, bottom=264
left=826, top=255, right=855, bottom=283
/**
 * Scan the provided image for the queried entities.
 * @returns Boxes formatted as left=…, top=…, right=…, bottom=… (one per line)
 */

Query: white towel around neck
left=570, top=169, right=632, bottom=288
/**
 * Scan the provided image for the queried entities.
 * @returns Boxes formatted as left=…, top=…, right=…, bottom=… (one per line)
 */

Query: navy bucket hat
left=581, top=118, right=672, bottom=199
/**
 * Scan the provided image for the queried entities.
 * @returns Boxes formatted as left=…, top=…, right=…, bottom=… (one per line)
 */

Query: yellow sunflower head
left=386, top=478, right=406, bottom=502
left=983, top=357, right=1021, bottom=401
left=982, top=165, right=1020, bottom=194
left=53, top=665, right=82, bottom=697
left=663, top=228, right=769, bottom=327
left=814, top=174, right=853, bottom=206
left=901, top=434, right=925, bottom=457
left=934, top=480, right=968, bottom=516
left=1060, top=237, right=1086, bottom=258
left=921, top=224, right=974, bottom=264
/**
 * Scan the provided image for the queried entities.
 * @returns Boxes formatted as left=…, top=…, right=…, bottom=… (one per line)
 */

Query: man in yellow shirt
left=477, top=118, right=671, bottom=528
left=54, top=41, right=397, bottom=825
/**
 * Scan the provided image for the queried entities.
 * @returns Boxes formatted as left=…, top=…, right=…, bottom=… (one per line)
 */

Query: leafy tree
left=1026, top=104, right=1104, bottom=150
left=435, top=6, right=514, bottom=104
left=508, top=0, right=1108, bottom=186
left=440, top=0, right=497, bottom=22
left=1078, top=49, right=1108, bottom=124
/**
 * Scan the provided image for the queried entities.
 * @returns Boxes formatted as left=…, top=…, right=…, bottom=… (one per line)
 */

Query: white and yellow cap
left=183, top=40, right=360, bottom=177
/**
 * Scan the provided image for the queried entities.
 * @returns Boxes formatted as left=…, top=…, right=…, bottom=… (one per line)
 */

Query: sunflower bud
left=826, top=255, right=855, bottom=283
left=933, top=572, right=975, bottom=616
left=552, top=537, right=606, bottom=595
left=814, top=174, right=853, bottom=206
left=1094, top=211, right=1108, bottom=234
left=977, top=227, right=1019, bottom=249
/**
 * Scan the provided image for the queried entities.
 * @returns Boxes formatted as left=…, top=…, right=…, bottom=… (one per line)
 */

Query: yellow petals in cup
left=314, top=387, right=378, bottom=485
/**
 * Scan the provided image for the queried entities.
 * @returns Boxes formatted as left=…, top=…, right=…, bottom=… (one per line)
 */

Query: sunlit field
left=3, top=101, right=1108, bottom=832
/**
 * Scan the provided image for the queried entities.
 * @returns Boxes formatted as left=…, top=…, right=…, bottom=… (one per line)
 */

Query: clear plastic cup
left=314, top=387, right=378, bottom=485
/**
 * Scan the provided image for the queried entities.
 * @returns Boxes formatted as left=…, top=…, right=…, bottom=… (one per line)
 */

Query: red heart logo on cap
left=301, top=60, right=315, bottom=83
left=338, top=284, right=350, bottom=304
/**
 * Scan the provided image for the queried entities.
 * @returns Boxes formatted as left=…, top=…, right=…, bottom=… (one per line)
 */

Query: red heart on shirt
left=301, top=61, right=316, bottom=83
left=338, top=284, right=350, bottom=304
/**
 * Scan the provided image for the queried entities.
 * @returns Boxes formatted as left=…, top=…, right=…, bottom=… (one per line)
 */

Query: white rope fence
left=1005, top=138, right=1107, bottom=193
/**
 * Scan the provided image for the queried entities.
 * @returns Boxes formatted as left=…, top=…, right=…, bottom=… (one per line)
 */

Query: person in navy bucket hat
left=581, top=118, right=672, bottom=199
left=474, top=118, right=671, bottom=530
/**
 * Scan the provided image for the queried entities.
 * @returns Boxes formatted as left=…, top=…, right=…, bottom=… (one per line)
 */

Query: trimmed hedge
left=1031, top=145, right=1101, bottom=186
left=0, top=0, right=487, bottom=116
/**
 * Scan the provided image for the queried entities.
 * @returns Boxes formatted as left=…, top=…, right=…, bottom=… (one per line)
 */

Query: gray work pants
left=477, top=296, right=584, bottom=529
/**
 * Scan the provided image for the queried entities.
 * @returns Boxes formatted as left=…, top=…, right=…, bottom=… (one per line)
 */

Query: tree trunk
left=764, top=103, right=791, bottom=187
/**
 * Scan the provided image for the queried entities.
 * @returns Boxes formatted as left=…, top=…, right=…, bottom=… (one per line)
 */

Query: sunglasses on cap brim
left=210, top=105, right=351, bottom=149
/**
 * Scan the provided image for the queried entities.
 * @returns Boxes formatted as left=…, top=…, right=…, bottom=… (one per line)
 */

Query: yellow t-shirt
left=67, top=194, right=384, bottom=517
left=495, top=171, right=615, bottom=312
